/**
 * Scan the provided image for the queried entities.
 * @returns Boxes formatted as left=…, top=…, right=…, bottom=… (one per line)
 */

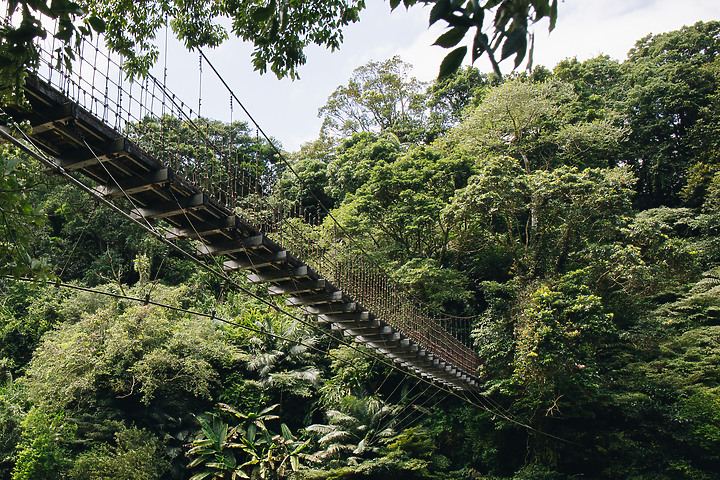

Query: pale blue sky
left=154, top=0, right=720, bottom=152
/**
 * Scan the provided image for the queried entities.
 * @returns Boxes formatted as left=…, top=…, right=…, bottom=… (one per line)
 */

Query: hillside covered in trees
left=1, top=20, right=720, bottom=480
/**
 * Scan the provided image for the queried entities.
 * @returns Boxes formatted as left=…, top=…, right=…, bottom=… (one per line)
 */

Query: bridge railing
left=14, top=22, right=480, bottom=375
left=281, top=229, right=480, bottom=372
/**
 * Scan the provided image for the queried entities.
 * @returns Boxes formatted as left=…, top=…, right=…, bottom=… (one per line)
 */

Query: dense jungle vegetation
left=1, top=20, right=720, bottom=480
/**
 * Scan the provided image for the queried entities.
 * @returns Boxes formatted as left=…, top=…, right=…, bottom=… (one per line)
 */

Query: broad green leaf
left=433, top=27, right=469, bottom=48
left=439, top=46, right=467, bottom=79
left=233, top=469, right=250, bottom=479
left=54, top=27, right=73, bottom=43
left=500, top=27, right=526, bottom=62
left=87, top=15, right=106, bottom=33
left=223, top=449, right=237, bottom=468
left=187, top=456, right=210, bottom=468
left=189, top=472, right=215, bottom=480
left=281, top=423, right=293, bottom=441
left=531, top=0, right=550, bottom=17
left=429, top=0, right=452, bottom=26
left=549, top=0, right=558, bottom=30
left=472, top=31, right=488, bottom=62
left=258, top=404, right=280, bottom=416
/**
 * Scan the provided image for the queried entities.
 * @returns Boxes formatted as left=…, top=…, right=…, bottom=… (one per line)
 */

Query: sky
left=154, top=0, right=720, bottom=152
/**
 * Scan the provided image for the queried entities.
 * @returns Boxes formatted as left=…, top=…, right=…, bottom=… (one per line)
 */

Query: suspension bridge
left=0, top=31, right=481, bottom=391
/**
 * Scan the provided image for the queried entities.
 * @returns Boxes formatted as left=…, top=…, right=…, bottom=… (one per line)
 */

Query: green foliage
left=11, top=407, right=75, bottom=480
left=22, top=285, right=244, bottom=410
left=679, top=390, right=720, bottom=464
left=325, top=132, right=402, bottom=203
left=426, top=66, right=493, bottom=133
left=339, top=144, right=473, bottom=265
left=554, top=55, right=624, bottom=122
left=188, top=403, right=307, bottom=480
left=38, top=183, right=150, bottom=285
left=133, top=253, right=151, bottom=283
left=392, top=258, right=469, bottom=309
left=0, top=284, right=70, bottom=370
left=530, top=166, right=636, bottom=275
left=278, top=156, right=335, bottom=219
left=622, top=21, right=720, bottom=208
left=383, top=427, right=435, bottom=460
left=511, top=280, right=614, bottom=386
left=450, top=77, right=624, bottom=173
left=243, top=313, right=323, bottom=408
left=319, top=345, right=378, bottom=407
left=319, top=56, right=428, bottom=142
left=293, top=454, right=432, bottom=480
left=0, top=146, right=50, bottom=278
left=69, top=427, right=168, bottom=480
left=0, top=377, right=25, bottom=478
left=306, top=396, right=399, bottom=465
left=444, top=155, right=530, bottom=276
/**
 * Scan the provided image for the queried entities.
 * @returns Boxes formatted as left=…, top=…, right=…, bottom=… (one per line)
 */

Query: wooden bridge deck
left=2, top=76, right=479, bottom=391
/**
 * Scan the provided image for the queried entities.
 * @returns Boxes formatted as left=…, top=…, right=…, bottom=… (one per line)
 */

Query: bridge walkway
left=3, top=76, right=480, bottom=390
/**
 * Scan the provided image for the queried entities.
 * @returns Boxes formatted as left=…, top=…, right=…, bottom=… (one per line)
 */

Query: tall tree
left=621, top=21, right=720, bottom=208
left=318, top=56, right=428, bottom=142
left=426, top=65, right=493, bottom=134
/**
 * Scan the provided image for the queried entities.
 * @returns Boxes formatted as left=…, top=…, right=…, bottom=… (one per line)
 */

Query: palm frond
left=319, top=430, right=353, bottom=445
left=305, top=424, right=335, bottom=435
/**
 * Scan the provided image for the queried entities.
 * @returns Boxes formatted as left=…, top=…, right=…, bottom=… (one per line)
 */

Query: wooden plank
left=165, top=215, right=238, bottom=240
left=196, top=235, right=267, bottom=257
left=29, top=102, right=73, bottom=134
left=373, top=346, right=420, bottom=358
left=330, top=321, right=382, bottom=333
left=301, top=302, right=357, bottom=315
left=24, top=77, right=119, bottom=143
left=52, top=137, right=128, bottom=172
left=267, top=279, right=326, bottom=296
left=246, top=266, right=311, bottom=285
left=93, top=168, right=170, bottom=198
left=355, top=337, right=395, bottom=349
left=380, top=325, right=395, bottom=335
left=318, top=312, right=371, bottom=323
left=223, top=250, right=288, bottom=272
left=285, top=291, right=346, bottom=306
left=326, top=318, right=380, bottom=330
left=352, top=331, right=401, bottom=343
left=131, top=193, right=207, bottom=220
